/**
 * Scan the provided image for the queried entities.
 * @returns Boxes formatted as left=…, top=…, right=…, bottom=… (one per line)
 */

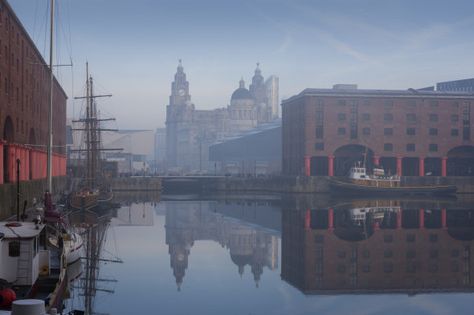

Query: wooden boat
left=328, top=162, right=457, bottom=196
left=69, top=189, right=99, bottom=211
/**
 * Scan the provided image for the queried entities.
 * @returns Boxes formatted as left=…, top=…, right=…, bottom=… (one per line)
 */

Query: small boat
left=69, top=189, right=99, bottom=211
left=328, top=162, right=457, bottom=195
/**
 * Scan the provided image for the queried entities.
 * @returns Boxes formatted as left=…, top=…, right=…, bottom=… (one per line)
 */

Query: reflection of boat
left=329, top=163, right=457, bottom=195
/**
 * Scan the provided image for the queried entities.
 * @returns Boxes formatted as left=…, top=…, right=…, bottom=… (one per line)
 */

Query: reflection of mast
left=73, top=211, right=122, bottom=315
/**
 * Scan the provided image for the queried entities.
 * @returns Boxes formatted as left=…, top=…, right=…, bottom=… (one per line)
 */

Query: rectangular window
left=384, top=143, right=393, bottom=151
left=451, top=114, right=459, bottom=122
left=429, top=128, right=438, bottom=136
left=384, top=128, right=393, bottom=136
left=384, top=100, right=393, bottom=109
left=430, top=100, right=439, bottom=107
left=406, top=128, right=416, bottom=135
left=362, top=113, right=370, bottom=121
left=315, top=111, right=324, bottom=122
left=363, top=99, right=370, bottom=106
left=8, top=241, right=20, bottom=257
left=338, top=113, right=346, bottom=121
left=315, top=143, right=324, bottom=151
left=315, top=126, right=324, bottom=139
left=451, top=129, right=459, bottom=136
left=384, top=113, right=393, bottom=122
left=429, top=114, right=438, bottom=122
left=337, top=127, right=346, bottom=135
left=406, top=113, right=416, bottom=123
left=362, top=127, right=370, bottom=135
left=406, top=143, right=415, bottom=151
left=407, top=99, right=417, bottom=107
left=429, top=144, right=438, bottom=152
left=337, top=100, right=346, bottom=106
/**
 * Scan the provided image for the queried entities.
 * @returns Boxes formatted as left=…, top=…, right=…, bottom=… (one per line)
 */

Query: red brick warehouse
left=0, top=0, right=67, bottom=184
left=282, top=85, right=474, bottom=177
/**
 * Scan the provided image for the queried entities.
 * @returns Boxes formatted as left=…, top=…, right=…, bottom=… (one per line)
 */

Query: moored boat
left=328, top=162, right=457, bottom=195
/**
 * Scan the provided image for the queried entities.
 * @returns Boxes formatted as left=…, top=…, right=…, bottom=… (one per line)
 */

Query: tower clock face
left=178, top=89, right=185, bottom=96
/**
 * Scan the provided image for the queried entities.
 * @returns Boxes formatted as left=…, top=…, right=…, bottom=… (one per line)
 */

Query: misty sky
left=8, top=0, right=474, bottom=129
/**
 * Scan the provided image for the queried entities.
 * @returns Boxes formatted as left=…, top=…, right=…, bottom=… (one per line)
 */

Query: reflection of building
left=165, top=201, right=279, bottom=289
left=165, top=61, right=279, bottom=172
left=113, top=202, right=154, bottom=226
left=282, top=205, right=474, bottom=294
left=282, top=86, right=474, bottom=177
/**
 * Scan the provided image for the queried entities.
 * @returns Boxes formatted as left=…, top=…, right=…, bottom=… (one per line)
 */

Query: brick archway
left=447, top=145, right=474, bottom=176
left=333, top=144, right=374, bottom=176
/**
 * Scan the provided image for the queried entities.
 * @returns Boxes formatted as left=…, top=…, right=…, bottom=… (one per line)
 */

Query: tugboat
left=328, top=162, right=457, bottom=195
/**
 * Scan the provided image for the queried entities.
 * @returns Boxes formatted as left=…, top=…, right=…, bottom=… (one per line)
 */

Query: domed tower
left=228, top=79, right=257, bottom=133
left=249, top=63, right=270, bottom=123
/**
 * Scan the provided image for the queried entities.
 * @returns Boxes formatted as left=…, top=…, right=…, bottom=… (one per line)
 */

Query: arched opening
left=309, top=209, right=329, bottom=229
left=28, top=128, right=36, bottom=145
left=402, top=157, right=419, bottom=176
left=28, top=128, right=36, bottom=180
left=333, top=209, right=374, bottom=241
left=3, top=116, right=14, bottom=183
left=447, top=146, right=474, bottom=176
left=3, top=116, right=14, bottom=143
left=379, top=157, right=396, bottom=176
left=311, top=156, right=328, bottom=176
left=333, top=144, right=374, bottom=176
left=425, top=158, right=441, bottom=176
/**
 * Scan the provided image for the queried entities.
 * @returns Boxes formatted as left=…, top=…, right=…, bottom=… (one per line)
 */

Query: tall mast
left=85, top=63, right=92, bottom=187
left=46, top=0, right=55, bottom=192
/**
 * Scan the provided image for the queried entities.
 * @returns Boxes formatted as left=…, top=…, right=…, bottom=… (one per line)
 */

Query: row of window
left=322, top=99, right=462, bottom=108
left=335, top=113, right=457, bottom=123
left=315, top=142, right=439, bottom=152
left=331, top=127, right=461, bottom=137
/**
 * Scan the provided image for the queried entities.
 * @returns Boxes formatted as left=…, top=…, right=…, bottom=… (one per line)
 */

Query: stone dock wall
left=110, top=177, right=162, bottom=191
left=216, top=176, right=474, bottom=194
left=0, top=176, right=67, bottom=220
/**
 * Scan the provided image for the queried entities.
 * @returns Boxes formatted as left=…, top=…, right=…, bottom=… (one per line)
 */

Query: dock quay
left=154, top=175, right=474, bottom=195
left=0, top=177, right=67, bottom=220
left=110, top=176, right=162, bottom=191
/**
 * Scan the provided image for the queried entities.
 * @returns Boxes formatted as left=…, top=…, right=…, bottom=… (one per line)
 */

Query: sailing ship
left=328, top=161, right=457, bottom=195
left=70, top=65, right=119, bottom=211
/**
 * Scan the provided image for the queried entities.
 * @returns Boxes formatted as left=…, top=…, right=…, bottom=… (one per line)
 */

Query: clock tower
left=170, top=59, right=191, bottom=106
left=166, top=60, right=195, bottom=169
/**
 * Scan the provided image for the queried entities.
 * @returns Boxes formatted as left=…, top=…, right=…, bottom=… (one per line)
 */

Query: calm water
left=66, top=194, right=474, bottom=315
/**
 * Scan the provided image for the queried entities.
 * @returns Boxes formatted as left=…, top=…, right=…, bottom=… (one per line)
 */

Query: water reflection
left=281, top=197, right=474, bottom=295
left=164, top=200, right=279, bottom=289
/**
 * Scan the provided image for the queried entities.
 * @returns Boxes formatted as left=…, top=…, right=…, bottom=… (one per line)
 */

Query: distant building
left=209, top=120, right=281, bottom=175
left=265, top=75, right=279, bottom=119
left=282, top=85, right=474, bottom=177
left=154, top=128, right=166, bottom=173
left=165, top=61, right=279, bottom=173
left=437, top=78, right=474, bottom=92
left=101, top=130, right=155, bottom=175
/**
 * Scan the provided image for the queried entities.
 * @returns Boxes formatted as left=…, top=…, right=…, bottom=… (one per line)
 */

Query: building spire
left=239, top=77, right=245, bottom=88
left=255, top=62, right=261, bottom=74
left=177, top=59, right=183, bottom=71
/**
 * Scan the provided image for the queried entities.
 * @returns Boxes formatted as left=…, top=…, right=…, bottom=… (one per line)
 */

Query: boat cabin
left=0, top=222, right=49, bottom=286
left=348, top=165, right=368, bottom=179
